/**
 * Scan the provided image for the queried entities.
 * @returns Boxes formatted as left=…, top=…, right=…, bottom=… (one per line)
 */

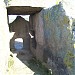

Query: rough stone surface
left=42, top=3, right=74, bottom=75
left=31, top=2, right=74, bottom=75
left=9, top=16, right=30, bottom=50
left=43, top=3, right=72, bottom=57
left=30, top=10, right=45, bottom=61
left=7, top=0, right=75, bottom=75
left=42, top=4, right=74, bottom=74
left=7, top=6, right=42, bottom=15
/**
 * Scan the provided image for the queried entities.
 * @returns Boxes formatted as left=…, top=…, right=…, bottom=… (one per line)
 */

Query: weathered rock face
left=30, top=2, right=74, bottom=75
left=42, top=3, right=74, bottom=75
left=0, top=0, right=10, bottom=74
left=9, top=16, right=30, bottom=50
left=30, top=11, right=45, bottom=60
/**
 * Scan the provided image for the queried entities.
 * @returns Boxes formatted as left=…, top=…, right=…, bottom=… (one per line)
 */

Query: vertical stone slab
left=30, top=1, right=74, bottom=75
left=32, top=10, right=45, bottom=61
left=32, top=2, right=74, bottom=75
left=42, top=3, right=73, bottom=75
left=0, top=0, right=10, bottom=74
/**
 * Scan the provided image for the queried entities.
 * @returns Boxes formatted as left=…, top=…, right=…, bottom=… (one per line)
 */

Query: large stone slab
left=31, top=2, right=75, bottom=75
left=42, top=3, right=74, bottom=75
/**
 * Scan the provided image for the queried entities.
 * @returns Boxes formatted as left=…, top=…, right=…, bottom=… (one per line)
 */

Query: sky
left=62, top=0, right=75, bottom=18
left=9, top=15, right=30, bottom=23
left=9, top=0, right=59, bottom=8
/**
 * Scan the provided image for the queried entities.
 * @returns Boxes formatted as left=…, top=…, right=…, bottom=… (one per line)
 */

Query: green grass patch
left=64, top=51, right=74, bottom=69
left=28, top=58, right=52, bottom=75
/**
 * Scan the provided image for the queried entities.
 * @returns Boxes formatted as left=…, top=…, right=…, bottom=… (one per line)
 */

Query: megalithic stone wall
left=31, top=3, right=74, bottom=75
left=9, top=16, right=30, bottom=50
left=43, top=4, right=74, bottom=75
left=0, top=0, right=10, bottom=74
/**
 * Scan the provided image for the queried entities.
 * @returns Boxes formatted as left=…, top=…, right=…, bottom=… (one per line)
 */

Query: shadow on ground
left=10, top=49, right=52, bottom=75
left=27, top=58, right=52, bottom=75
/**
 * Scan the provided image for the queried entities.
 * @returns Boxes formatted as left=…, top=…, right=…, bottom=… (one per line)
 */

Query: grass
left=28, top=58, right=52, bottom=75
left=64, top=51, right=74, bottom=69
left=7, top=53, right=52, bottom=75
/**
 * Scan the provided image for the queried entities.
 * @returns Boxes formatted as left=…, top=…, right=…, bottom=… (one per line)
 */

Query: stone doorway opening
left=7, top=6, right=42, bottom=52
left=8, top=14, right=33, bottom=66
left=9, top=15, right=30, bottom=52
left=14, top=38, right=23, bottom=50
left=7, top=6, right=43, bottom=64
